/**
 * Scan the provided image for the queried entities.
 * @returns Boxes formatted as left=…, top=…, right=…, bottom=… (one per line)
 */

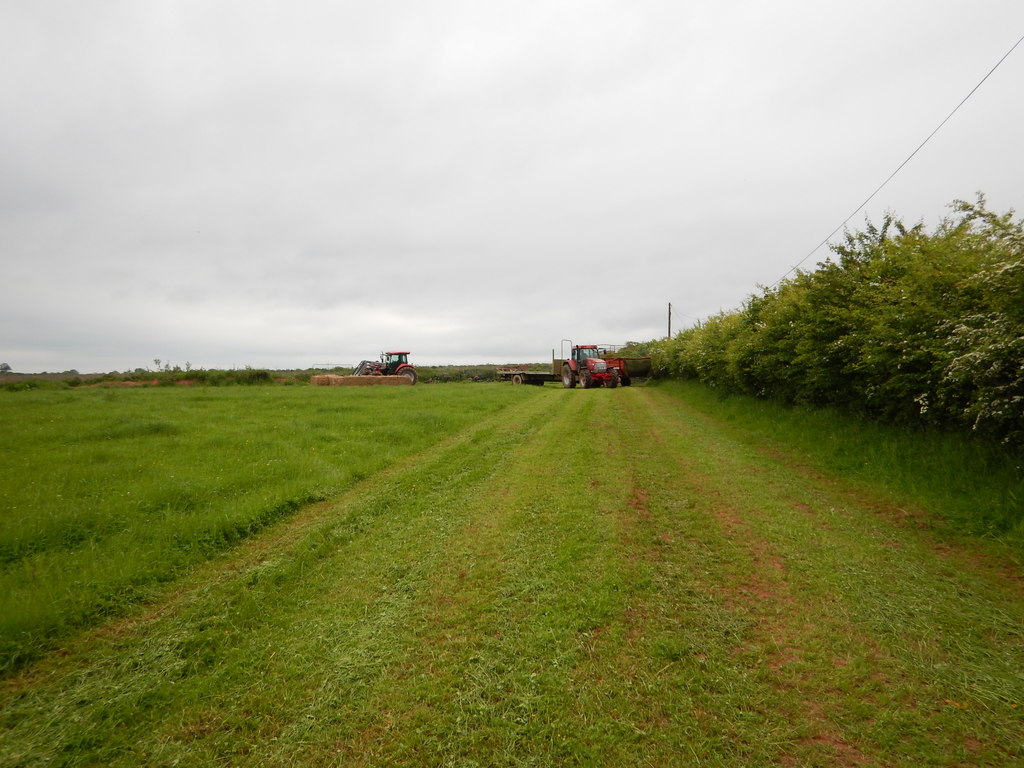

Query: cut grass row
left=0, top=384, right=537, bottom=673
left=628, top=387, right=1023, bottom=763
left=2, top=383, right=1022, bottom=765
left=658, top=379, right=1023, bottom=545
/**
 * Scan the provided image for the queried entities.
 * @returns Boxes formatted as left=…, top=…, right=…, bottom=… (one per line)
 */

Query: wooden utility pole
left=667, top=302, right=672, bottom=338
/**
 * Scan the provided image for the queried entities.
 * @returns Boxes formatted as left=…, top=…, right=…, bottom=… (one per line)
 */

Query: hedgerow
left=652, top=195, right=1024, bottom=445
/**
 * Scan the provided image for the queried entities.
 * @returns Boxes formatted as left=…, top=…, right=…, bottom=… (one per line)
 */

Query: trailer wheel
left=511, top=373, right=524, bottom=385
left=562, top=364, right=576, bottom=388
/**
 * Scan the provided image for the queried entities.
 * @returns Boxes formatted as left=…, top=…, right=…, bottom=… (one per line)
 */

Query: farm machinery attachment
left=311, top=351, right=417, bottom=386
left=353, top=351, right=417, bottom=383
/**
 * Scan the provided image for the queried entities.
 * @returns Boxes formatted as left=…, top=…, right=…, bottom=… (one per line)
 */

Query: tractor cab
left=381, top=351, right=410, bottom=375
left=573, top=345, right=602, bottom=363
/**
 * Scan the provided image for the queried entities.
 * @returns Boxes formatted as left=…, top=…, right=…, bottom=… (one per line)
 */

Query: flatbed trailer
left=495, top=367, right=555, bottom=386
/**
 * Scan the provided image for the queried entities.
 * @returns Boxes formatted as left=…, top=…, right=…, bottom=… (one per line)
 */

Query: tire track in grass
left=0, top=390, right=562, bottom=767
left=329, top=388, right=786, bottom=767
left=331, top=390, right=642, bottom=766
left=587, top=391, right=811, bottom=766
left=629, top=385, right=1024, bottom=766
left=3, top=386, right=1021, bottom=766
left=621, top=388, right=867, bottom=765
left=336, top=387, right=805, bottom=766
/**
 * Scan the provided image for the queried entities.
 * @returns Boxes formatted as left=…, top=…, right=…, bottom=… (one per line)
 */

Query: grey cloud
left=2, top=0, right=1023, bottom=372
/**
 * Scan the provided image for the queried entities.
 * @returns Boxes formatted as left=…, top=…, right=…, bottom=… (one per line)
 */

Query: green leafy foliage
left=652, top=196, right=1024, bottom=445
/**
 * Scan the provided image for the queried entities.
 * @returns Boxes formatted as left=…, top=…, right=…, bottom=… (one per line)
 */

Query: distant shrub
left=234, top=368, right=272, bottom=385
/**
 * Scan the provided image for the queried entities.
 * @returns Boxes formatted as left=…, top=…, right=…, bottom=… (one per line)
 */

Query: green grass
left=653, top=380, right=1024, bottom=545
left=1, top=383, right=1022, bottom=766
left=0, top=383, right=535, bottom=673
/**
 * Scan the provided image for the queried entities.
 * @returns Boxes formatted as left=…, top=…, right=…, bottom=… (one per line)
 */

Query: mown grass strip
left=631, top=385, right=1024, bottom=766
left=2, top=384, right=1022, bottom=767
left=652, top=380, right=1024, bottom=544
left=0, top=388, right=560, bottom=766
left=0, top=384, right=535, bottom=674
left=327, top=392, right=636, bottom=766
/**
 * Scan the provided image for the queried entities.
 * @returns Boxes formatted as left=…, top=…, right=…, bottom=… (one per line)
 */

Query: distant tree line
left=649, top=196, right=1024, bottom=446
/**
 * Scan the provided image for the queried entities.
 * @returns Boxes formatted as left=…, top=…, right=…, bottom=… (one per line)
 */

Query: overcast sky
left=2, top=1, right=1022, bottom=373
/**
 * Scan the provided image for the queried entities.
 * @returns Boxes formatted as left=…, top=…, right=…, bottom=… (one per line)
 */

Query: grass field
left=1, top=382, right=1022, bottom=766
left=0, top=384, right=535, bottom=673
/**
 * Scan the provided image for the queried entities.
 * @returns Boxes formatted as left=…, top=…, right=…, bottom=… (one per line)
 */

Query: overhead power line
left=770, top=32, right=1024, bottom=289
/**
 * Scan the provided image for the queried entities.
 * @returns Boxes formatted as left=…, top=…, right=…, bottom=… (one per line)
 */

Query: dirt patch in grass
left=747, top=430, right=1024, bottom=596
left=708, top=503, right=875, bottom=766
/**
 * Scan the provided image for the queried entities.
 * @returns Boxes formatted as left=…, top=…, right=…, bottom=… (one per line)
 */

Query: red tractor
left=353, top=351, right=418, bottom=384
left=560, top=343, right=620, bottom=389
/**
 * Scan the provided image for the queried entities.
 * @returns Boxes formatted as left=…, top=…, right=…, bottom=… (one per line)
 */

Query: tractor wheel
left=581, top=370, right=592, bottom=389
left=607, top=373, right=619, bottom=388
left=562, top=364, right=576, bottom=388
left=401, top=367, right=418, bottom=384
